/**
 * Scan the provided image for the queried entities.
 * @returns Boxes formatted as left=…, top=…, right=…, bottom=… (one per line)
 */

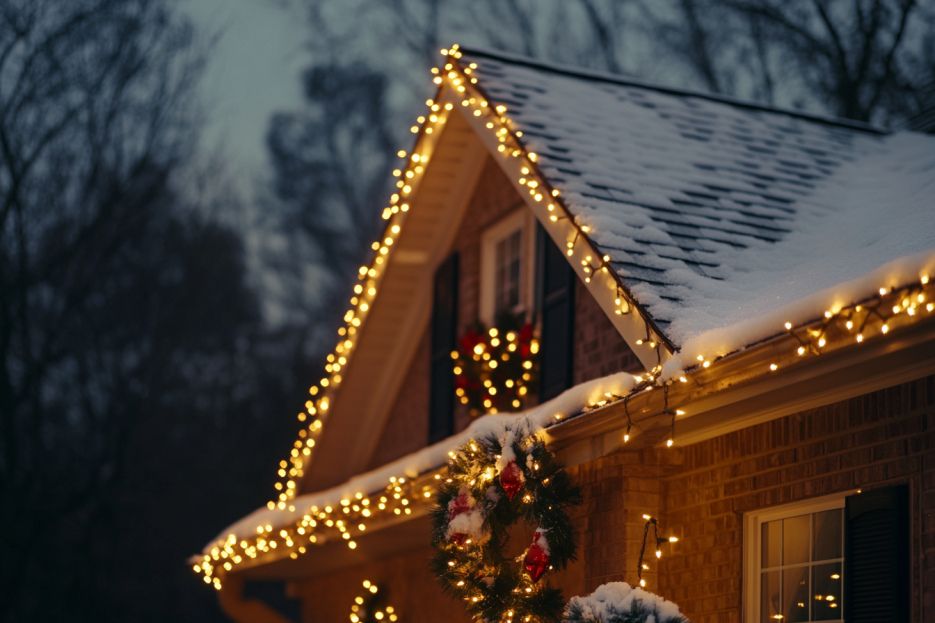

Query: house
left=194, top=45, right=935, bottom=623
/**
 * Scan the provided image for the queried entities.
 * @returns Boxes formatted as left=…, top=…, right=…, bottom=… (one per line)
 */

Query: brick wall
left=450, top=158, right=524, bottom=338
left=296, top=376, right=934, bottom=622
left=366, top=329, right=431, bottom=470
left=660, top=374, right=935, bottom=623
left=292, top=544, right=469, bottom=623
left=573, top=279, right=643, bottom=383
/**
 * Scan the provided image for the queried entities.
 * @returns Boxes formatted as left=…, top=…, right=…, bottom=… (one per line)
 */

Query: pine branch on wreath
left=431, top=420, right=580, bottom=623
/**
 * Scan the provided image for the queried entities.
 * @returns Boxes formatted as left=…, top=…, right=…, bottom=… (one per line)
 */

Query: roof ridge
left=459, top=46, right=887, bottom=135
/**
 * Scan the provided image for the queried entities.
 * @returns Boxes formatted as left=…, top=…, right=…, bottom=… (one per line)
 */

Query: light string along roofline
left=776, top=277, right=933, bottom=368
left=193, top=265, right=931, bottom=587
left=193, top=78, right=455, bottom=590
left=267, top=80, right=449, bottom=512
left=192, top=43, right=935, bottom=589
left=442, top=46, right=672, bottom=372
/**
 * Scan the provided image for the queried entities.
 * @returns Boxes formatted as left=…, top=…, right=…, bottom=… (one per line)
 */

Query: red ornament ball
left=499, top=460, right=525, bottom=500
left=446, top=489, right=475, bottom=544
left=523, top=531, right=550, bottom=582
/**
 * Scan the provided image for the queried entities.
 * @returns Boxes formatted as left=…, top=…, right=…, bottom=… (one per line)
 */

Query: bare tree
left=652, top=0, right=935, bottom=123
left=0, top=2, right=276, bottom=620
left=267, top=1, right=935, bottom=330
left=263, top=0, right=653, bottom=356
left=261, top=62, right=396, bottom=354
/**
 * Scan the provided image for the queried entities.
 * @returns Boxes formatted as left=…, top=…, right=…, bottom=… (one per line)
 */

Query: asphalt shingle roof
left=459, top=48, right=935, bottom=353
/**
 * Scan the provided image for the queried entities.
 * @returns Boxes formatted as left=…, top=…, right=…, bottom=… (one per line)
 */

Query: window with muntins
left=746, top=495, right=845, bottom=623
left=480, top=209, right=535, bottom=325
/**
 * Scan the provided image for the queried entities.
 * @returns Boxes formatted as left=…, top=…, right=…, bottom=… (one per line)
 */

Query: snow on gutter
left=660, top=131, right=935, bottom=376
left=202, top=371, right=639, bottom=551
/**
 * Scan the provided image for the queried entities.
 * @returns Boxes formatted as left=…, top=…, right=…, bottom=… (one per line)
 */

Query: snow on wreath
left=563, top=582, right=688, bottom=623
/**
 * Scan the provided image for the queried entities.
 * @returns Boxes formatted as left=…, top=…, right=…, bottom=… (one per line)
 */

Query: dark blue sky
left=182, top=0, right=307, bottom=189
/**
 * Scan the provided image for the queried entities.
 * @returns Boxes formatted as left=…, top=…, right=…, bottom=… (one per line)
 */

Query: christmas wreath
left=431, top=420, right=581, bottom=622
left=453, top=315, right=539, bottom=416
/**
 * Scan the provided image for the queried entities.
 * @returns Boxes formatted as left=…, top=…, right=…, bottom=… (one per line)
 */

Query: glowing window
left=745, top=495, right=845, bottom=623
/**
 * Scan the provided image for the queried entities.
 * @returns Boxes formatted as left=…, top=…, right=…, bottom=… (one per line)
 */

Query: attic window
left=480, top=208, right=536, bottom=324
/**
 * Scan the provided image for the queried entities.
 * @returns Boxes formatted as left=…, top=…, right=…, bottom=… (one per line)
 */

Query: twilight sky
left=181, top=0, right=307, bottom=188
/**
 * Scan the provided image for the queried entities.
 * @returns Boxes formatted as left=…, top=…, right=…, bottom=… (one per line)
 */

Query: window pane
left=762, top=520, right=781, bottom=568
left=812, top=562, right=843, bottom=621
left=782, top=566, right=810, bottom=622
left=813, top=509, right=842, bottom=561
left=761, top=570, right=781, bottom=622
left=508, top=261, right=520, bottom=308
left=494, top=230, right=522, bottom=316
left=782, top=515, right=810, bottom=565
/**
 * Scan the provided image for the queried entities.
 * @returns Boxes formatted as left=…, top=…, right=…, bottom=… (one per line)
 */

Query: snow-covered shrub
left=563, top=582, right=688, bottom=623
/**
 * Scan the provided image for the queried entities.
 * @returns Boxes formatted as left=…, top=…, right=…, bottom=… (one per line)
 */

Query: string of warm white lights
left=268, top=41, right=672, bottom=514
left=636, top=514, right=678, bottom=589
left=193, top=43, right=935, bottom=590
left=775, top=276, right=933, bottom=371
left=442, top=45, right=672, bottom=373
left=252, top=41, right=670, bottom=530
left=349, top=579, right=399, bottom=623
left=262, top=80, right=453, bottom=514
left=453, top=322, right=540, bottom=415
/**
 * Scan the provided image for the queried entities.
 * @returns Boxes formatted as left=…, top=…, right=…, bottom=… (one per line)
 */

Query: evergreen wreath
left=453, top=313, right=539, bottom=416
left=431, top=420, right=581, bottom=623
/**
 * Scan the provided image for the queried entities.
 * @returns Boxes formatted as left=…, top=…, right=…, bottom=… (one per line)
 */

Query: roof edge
left=459, top=46, right=887, bottom=136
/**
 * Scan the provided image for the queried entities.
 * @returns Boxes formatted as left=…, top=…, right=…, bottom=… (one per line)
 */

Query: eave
left=193, top=42, right=935, bottom=589
left=207, top=307, right=935, bottom=584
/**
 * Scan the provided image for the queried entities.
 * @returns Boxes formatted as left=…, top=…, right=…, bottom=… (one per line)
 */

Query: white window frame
left=743, top=492, right=846, bottom=623
left=479, top=208, right=537, bottom=325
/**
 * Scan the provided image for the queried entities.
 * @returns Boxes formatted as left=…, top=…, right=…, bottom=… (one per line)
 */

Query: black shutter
left=844, top=484, right=909, bottom=623
left=537, top=225, right=575, bottom=401
left=429, top=253, right=458, bottom=443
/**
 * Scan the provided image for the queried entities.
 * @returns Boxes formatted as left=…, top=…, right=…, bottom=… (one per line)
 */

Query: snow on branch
left=563, top=582, right=688, bottom=623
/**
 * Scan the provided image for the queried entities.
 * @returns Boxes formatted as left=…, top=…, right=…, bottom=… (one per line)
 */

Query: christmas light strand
left=636, top=514, right=678, bottom=590
left=442, top=45, right=672, bottom=373
left=453, top=319, right=540, bottom=415
left=192, top=42, right=935, bottom=589
left=349, top=579, right=399, bottom=623
left=774, top=277, right=933, bottom=371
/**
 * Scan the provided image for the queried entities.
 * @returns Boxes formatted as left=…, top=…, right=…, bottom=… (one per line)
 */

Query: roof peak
left=458, top=46, right=886, bottom=135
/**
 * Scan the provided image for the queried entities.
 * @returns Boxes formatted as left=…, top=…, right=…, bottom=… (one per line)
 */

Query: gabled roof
left=459, top=48, right=935, bottom=364
left=194, top=45, right=935, bottom=588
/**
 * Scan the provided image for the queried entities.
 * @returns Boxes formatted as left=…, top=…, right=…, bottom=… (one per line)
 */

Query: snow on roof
left=205, top=371, right=638, bottom=547
left=461, top=48, right=935, bottom=364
